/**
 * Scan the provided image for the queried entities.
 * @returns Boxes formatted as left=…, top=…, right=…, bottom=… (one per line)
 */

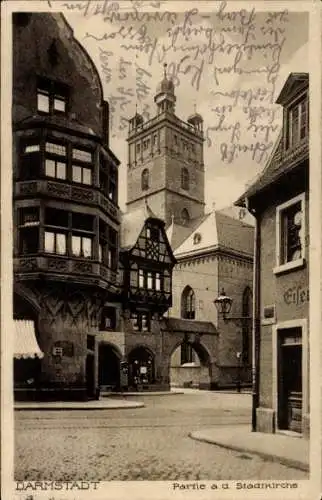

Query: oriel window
left=45, top=142, right=67, bottom=180
left=72, top=148, right=93, bottom=185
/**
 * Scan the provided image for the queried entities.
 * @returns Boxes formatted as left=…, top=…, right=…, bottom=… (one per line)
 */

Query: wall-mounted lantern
left=213, top=288, right=233, bottom=320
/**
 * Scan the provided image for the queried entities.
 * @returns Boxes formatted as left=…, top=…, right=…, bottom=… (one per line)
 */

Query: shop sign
left=283, top=285, right=309, bottom=306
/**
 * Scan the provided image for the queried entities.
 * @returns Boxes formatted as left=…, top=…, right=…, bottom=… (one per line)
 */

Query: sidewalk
left=105, top=389, right=184, bottom=397
left=190, top=425, right=309, bottom=472
left=14, top=398, right=145, bottom=411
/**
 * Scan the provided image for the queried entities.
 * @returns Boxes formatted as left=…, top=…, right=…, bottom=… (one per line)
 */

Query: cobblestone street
left=15, top=392, right=308, bottom=481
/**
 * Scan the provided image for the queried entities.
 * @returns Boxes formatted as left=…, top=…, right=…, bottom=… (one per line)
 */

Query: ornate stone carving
left=71, top=186, right=95, bottom=202
left=19, top=181, right=38, bottom=195
left=99, top=193, right=118, bottom=218
left=40, top=291, right=65, bottom=324
left=17, top=257, right=38, bottom=270
left=72, top=261, right=93, bottom=274
left=47, top=257, right=68, bottom=271
left=47, top=181, right=70, bottom=197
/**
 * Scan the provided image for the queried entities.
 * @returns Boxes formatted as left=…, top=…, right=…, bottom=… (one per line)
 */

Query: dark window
left=280, top=200, right=303, bottom=264
left=193, top=233, right=201, bottom=245
left=108, top=166, right=118, bottom=203
left=181, top=208, right=190, bottom=226
left=99, top=154, right=118, bottom=204
left=181, top=286, right=195, bottom=319
left=45, top=208, right=69, bottom=228
left=181, top=168, right=189, bottom=190
left=99, top=220, right=108, bottom=264
left=146, top=226, right=159, bottom=241
left=130, top=312, right=150, bottom=332
left=19, top=227, right=39, bottom=254
left=141, top=169, right=149, bottom=190
left=19, top=207, right=39, bottom=227
left=19, top=143, right=41, bottom=180
left=100, top=307, right=117, bottom=330
left=181, top=343, right=194, bottom=364
left=87, top=334, right=95, bottom=351
left=108, top=227, right=118, bottom=269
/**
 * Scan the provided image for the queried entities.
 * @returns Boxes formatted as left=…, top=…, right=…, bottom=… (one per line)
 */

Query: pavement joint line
left=14, top=402, right=145, bottom=411
left=188, top=432, right=309, bottom=473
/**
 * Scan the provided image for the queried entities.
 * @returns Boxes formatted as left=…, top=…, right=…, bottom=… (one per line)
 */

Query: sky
left=64, top=1, right=309, bottom=213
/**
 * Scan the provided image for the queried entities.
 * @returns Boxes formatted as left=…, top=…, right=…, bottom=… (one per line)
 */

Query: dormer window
left=286, top=95, right=308, bottom=149
left=193, top=233, right=202, bottom=245
left=37, top=78, right=69, bottom=115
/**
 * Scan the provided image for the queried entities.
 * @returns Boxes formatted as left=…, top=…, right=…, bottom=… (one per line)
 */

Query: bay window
left=72, top=148, right=93, bottom=185
left=137, top=269, right=164, bottom=291
left=45, top=231, right=67, bottom=254
left=72, top=235, right=92, bottom=258
left=19, top=143, right=41, bottom=180
left=45, top=142, right=67, bottom=180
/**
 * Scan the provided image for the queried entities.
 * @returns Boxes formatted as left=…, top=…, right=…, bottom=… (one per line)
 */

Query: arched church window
left=181, top=167, right=189, bottom=190
left=141, top=168, right=149, bottom=191
left=181, top=208, right=190, bottom=225
left=181, top=285, right=195, bottom=319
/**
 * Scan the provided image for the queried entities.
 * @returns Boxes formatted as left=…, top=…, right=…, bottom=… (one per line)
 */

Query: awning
left=14, top=320, right=44, bottom=359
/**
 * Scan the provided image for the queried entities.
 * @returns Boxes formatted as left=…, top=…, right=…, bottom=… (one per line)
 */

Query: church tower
left=126, top=64, right=205, bottom=227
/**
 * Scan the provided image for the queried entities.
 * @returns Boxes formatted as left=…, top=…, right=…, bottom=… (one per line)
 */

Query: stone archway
left=128, top=345, right=155, bottom=388
left=98, top=342, right=122, bottom=391
left=170, top=339, right=211, bottom=389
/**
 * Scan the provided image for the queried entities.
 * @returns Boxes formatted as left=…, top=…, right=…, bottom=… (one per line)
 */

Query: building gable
left=131, top=219, right=176, bottom=266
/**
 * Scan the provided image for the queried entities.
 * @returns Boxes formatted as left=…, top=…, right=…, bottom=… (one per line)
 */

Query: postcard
left=1, top=1, right=321, bottom=499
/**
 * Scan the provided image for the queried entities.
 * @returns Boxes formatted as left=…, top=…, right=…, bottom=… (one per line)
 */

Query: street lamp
left=214, top=289, right=251, bottom=394
left=213, top=288, right=233, bottom=320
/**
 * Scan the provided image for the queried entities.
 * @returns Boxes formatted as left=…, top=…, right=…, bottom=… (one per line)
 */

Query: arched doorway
left=170, top=340, right=211, bottom=389
left=128, top=346, right=155, bottom=388
left=98, top=343, right=121, bottom=391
